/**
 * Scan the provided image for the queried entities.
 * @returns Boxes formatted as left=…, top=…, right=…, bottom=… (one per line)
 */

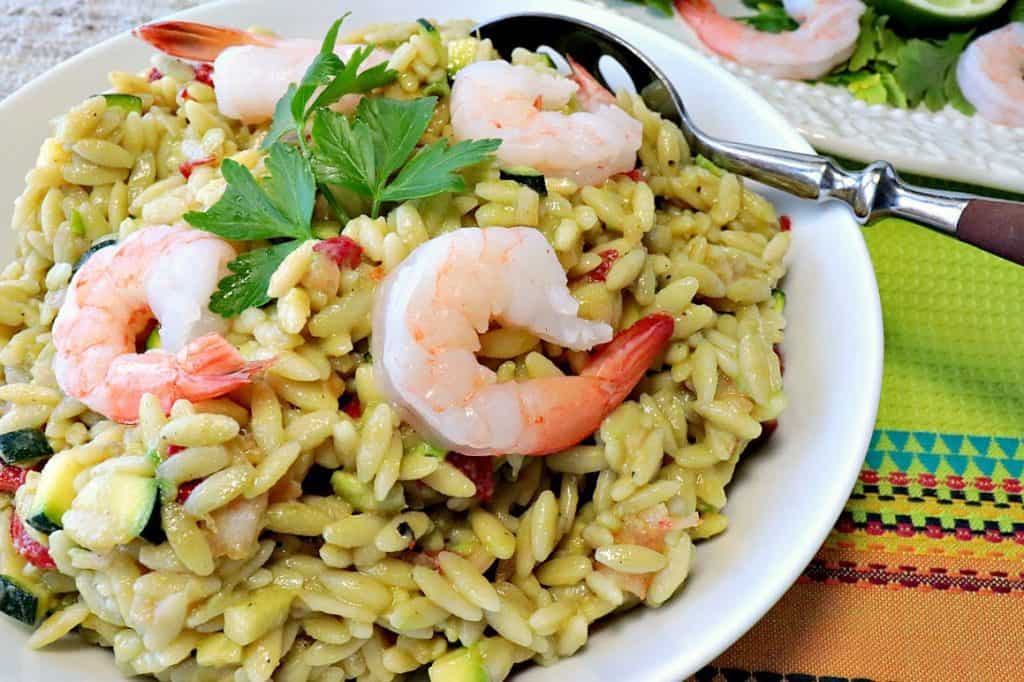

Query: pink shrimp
left=52, top=224, right=269, bottom=424
left=956, top=23, right=1024, bottom=128
left=675, top=0, right=865, bottom=80
left=133, top=21, right=391, bottom=124
left=371, top=226, right=674, bottom=458
left=450, top=59, right=642, bottom=186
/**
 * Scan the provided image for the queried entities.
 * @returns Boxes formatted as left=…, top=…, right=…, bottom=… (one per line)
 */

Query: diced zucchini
left=422, top=80, right=451, bottom=98
left=771, top=289, right=786, bottom=313
left=100, top=93, right=143, bottom=114
left=68, top=208, right=86, bottom=237
left=138, top=491, right=165, bottom=546
left=223, top=585, right=293, bottom=646
left=0, top=575, right=50, bottom=626
left=409, top=441, right=446, bottom=459
left=694, top=154, right=724, bottom=177
left=429, top=644, right=489, bottom=682
left=416, top=18, right=438, bottom=33
left=447, top=37, right=479, bottom=76
left=25, top=451, right=88, bottom=534
left=72, top=239, right=116, bottom=274
left=144, top=326, right=162, bottom=350
left=0, top=428, right=53, bottom=466
left=331, top=471, right=404, bottom=513
left=61, top=473, right=158, bottom=553
left=500, top=167, right=547, bottom=196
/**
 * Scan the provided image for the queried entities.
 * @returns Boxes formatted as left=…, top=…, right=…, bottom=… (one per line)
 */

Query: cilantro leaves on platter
left=737, top=0, right=797, bottom=33
left=621, top=0, right=675, bottom=15
left=263, top=15, right=397, bottom=150
left=312, top=97, right=501, bottom=217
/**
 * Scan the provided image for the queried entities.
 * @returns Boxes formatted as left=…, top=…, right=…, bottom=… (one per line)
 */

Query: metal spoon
left=475, top=12, right=1024, bottom=265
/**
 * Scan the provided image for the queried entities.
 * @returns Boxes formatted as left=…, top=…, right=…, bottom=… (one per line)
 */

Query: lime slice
left=874, top=0, right=1009, bottom=28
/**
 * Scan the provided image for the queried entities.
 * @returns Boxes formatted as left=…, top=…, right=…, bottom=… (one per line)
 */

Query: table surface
left=4, top=4, right=1023, bottom=682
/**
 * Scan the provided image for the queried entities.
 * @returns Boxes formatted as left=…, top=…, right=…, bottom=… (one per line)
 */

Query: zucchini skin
left=0, top=428, right=53, bottom=466
left=499, top=168, right=547, bottom=196
left=0, top=575, right=45, bottom=626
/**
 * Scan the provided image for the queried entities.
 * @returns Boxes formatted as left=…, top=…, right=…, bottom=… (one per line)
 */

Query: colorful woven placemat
left=695, top=218, right=1024, bottom=682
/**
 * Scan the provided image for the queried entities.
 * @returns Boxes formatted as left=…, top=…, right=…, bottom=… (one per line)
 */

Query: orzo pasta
left=0, top=14, right=788, bottom=682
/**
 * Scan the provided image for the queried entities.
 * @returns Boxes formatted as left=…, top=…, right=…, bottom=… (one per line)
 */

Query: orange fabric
left=705, top=547, right=1024, bottom=681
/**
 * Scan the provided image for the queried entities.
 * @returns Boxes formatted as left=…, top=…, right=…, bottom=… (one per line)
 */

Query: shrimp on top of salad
left=450, top=59, right=643, bottom=186
left=956, top=23, right=1024, bottom=128
left=52, top=224, right=270, bottom=424
left=675, top=0, right=866, bottom=80
left=372, top=226, right=675, bottom=458
left=133, top=21, right=391, bottom=124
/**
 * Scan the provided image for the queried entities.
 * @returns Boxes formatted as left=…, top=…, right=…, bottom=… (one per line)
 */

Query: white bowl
left=0, top=1, right=883, bottom=680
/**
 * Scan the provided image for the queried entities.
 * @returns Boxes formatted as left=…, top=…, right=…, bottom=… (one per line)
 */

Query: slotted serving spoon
left=476, top=13, right=1024, bottom=265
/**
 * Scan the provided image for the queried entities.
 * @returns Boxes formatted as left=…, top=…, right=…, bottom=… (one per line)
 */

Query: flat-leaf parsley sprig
left=263, top=14, right=397, bottom=152
left=312, top=97, right=501, bottom=218
left=184, top=18, right=502, bottom=318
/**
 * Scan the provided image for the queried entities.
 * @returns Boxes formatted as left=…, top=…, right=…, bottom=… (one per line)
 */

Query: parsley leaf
left=261, top=15, right=397, bottom=149
left=208, top=240, right=302, bottom=317
left=312, top=97, right=501, bottom=217
left=381, top=137, right=502, bottom=203
left=184, top=143, right=315, bottom=241
left=621, top=0, right=674, bottom=15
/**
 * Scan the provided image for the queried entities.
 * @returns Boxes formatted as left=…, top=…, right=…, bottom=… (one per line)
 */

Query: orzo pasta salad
left=0, top=14, right=789, bottom=682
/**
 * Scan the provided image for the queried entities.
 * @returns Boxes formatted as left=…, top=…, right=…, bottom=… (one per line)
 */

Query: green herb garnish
left=185, top=17, right=501, bottom=319
left=820, top=9, right=974, bottom=115
left=738, top=0, right=798, bottom=32
left=312, top=97, right=500, bottom=217
left=622, top=0, right=675, bottom=16
left=263, top=15, right=397, bottom=150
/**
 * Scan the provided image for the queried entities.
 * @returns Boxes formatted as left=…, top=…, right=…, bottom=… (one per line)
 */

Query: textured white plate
left=0, top=1, right=883, bottom=680
left=590, top=0, right=1024, bottom=195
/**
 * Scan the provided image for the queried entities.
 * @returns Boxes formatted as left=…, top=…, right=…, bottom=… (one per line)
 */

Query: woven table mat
left=698, top=219, right=1024, bottom=682
left=5, top=4, right=1023, bottom=682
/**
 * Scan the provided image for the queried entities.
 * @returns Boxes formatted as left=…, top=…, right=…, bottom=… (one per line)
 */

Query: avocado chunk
left=0, top=428, right=53, bottom=466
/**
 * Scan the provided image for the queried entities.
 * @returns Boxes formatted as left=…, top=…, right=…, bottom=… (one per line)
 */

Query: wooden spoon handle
left=956, top=199, right=1024, bottom=266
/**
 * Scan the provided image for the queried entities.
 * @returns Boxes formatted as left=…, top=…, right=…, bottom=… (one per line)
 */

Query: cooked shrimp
left=206, top=494, right=268, bottom=560
left=956, top=23, right=1024, bottom=128
left=133, top=21, right=391, bottom=125
left=372, top=227, right=674, bottom=457
left=53, top=224, right=269, bottom=424
left=675, top=0, right=865, bottom=80
left=450, top=60, right=643, bottom=186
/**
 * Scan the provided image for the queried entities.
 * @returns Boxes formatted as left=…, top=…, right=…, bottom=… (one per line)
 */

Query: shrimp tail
left=517, top=313, right=674, bottom=456
left=566, top=55, right=617, bottom=109
left=581, top=313, right=675, bottom=398
left=132, top=21, right=273, bottom=62
left=174, top=333, right=272, bottom=404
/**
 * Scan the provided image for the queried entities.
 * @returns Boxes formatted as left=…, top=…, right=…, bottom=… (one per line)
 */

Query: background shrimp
left=676, top=0, right=866, bottom=80
left=956, top=23, right=1024, bottom=128
left=52, top=224, right=268, bottom=423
